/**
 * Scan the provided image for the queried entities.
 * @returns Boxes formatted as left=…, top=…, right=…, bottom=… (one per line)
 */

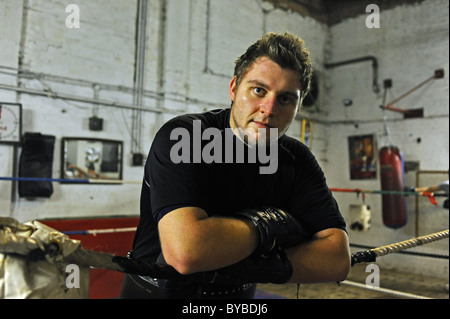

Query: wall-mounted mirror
left=61, top=137, right=123, bottom=183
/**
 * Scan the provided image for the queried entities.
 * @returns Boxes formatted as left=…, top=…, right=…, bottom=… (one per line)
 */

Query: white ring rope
left=351, top=229, right=449, bottom=265
left=372, top=229, right=449, bottom=257
left=340, top=280, right=433, bottom=299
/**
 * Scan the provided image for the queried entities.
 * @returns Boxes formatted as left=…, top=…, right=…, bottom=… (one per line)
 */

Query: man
left=120, top=32, right=350, bottom=299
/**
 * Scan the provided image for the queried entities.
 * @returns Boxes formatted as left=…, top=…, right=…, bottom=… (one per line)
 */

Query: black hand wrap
left=114, top=247, right=292, bottom=288
left=235, top=207, right=310, bottom=255
left=112, top=255, right=180, bottom=277
left=155, top=253, right=202, bottom=298
left=113, top=254, right=201, bottom=298
left=193, top=247, right=292, bottom=285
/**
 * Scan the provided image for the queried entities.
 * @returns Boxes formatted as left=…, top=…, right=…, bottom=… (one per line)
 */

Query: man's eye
left=279, top=95, right=293, bottom=104
left=253, top=87, right=265, bottom=96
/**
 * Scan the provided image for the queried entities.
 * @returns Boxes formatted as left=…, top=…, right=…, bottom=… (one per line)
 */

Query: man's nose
left=259, top=95, right=277, bottom=116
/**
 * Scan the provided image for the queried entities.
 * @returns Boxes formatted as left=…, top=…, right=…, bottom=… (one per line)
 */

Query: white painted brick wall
left=23, top=0, right=137, bottom=85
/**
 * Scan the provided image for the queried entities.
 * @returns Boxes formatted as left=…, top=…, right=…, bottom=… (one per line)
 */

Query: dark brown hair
left=234, top=32, right=313, bottom=103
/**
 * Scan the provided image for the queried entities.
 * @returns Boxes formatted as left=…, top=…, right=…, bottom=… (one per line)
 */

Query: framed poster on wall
left=0, top=102, right=22, bottom=144
left=348, top=134, right=377, bottom=180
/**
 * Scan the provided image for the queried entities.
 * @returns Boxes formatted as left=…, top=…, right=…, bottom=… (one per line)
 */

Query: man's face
left=229, top=57, right=302, bottom=145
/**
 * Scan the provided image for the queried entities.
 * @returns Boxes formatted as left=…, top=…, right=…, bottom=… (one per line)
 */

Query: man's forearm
left=285, top=228, right=351, bottom=284
left=158, top=206, right=259, bottom=274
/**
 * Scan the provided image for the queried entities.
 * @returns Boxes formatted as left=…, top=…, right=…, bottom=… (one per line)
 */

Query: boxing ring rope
left=350, top=243, right=449, bottom=260
left=329, top=187, right=446, bottom=206
left=0, top=176, right=142, bottom=184
left=1, top=177, right=446, bottom=201
left=60, top=227, right=449, bottom=267
left=1, top=177, right=446, bottom=194
left=339, top=280, right=433, bottom=299
left=63, top=227, right=137, bottom=236
left=345, top=230, right=448, bottom=299
left=54, top=226, right=450, bottom=263
left=58, top=226, right=449, bottom=262
left=350, top=229, right=449, bottom=266
left=1, top=177, right=445, bottom=206
left=329, top=187, right=444, bottom=197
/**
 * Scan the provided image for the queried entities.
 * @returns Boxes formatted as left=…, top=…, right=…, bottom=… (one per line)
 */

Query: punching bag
left=379, top=146, right=407, bottom=228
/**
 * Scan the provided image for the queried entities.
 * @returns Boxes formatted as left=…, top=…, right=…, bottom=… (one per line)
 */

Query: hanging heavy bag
left=18, top=132, right=55, bottom=198
left=379, top=145, right=407, bottom=228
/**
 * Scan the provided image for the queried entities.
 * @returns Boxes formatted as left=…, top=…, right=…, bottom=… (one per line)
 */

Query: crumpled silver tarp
left=0, top=217, right=90, bottom=299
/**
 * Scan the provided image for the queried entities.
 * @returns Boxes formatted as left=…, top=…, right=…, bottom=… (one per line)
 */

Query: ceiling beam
left=263, top=0, right=426, bottom=26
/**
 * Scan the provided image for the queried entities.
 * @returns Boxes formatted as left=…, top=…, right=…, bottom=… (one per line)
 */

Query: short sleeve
left=147, top=118, right=209, bottom=218
left=287, top=143, right=346, bottom=235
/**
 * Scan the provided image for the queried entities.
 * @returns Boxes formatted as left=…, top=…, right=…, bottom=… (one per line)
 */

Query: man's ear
left=229, top=76, right=237, bottom=102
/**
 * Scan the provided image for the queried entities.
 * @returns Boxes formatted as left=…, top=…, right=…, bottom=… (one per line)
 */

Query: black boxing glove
left=114, top=248, right=293, bottom=286
left=113, top=254, right=201, bottom=298
left=192, top=246, right=293, bottom=285
left=112, top=254, right=180, bottom=278
left=234, top=207, right=310, bottom=255
left=156, top=253, right=201, bottom=299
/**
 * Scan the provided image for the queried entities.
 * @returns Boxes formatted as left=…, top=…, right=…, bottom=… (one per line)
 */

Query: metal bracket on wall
left=380, top=69, right=444, bottom=119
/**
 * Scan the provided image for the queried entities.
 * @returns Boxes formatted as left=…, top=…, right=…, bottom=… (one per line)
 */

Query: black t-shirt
left=132, top=108, right=346, bottom=262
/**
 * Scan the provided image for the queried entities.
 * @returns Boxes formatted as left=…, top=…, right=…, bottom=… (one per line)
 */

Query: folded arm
left=158, top=206, right=259, bottom=275
left=285, top=228, right=351, bottom=283
left=159, top=206, right=350, bottom=284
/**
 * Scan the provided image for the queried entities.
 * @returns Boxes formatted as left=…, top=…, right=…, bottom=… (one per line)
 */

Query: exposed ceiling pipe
left=0, top=82, right=168, bottom=114
left=131, top=0, right=149, bottom=164
left=324, top=56, right=380, bottom=94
